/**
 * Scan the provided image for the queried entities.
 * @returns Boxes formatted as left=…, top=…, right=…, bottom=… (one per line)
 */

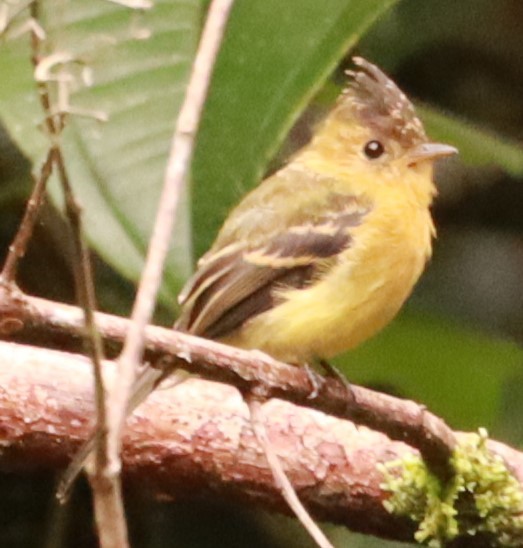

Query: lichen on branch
left=381, top=428, right=523, bottom=547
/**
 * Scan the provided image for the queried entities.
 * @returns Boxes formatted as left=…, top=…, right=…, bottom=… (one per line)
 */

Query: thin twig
left=1, top=2, right=61, bottom=286
left=248, top=398, right=335, bottom=548
left=0, top=147, right=53, bottom=283
left=22, top=4, right=124, bottom=546
left=53, top=152, right=107, bottom=445
left=48, top=73, right=124, bottom=548
left=0, top=0, right=57, bottom=288
left=53, top=151, right=112, bottom=495
left=107, top=0, right=235, bottom=493
left=2, top=5, right=109, bottom=464
left=26, top=7, right=108, bottom=448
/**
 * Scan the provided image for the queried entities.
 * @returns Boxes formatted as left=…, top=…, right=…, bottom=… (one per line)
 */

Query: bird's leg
left=318, top=359, right=355, bottom=406
left=303, top=362, right=325, bottom=399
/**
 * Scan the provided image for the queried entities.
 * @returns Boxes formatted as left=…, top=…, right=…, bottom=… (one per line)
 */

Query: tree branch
left=0, top=284, right=456, bottom=483
left=0, top=340, right=522, bottom=545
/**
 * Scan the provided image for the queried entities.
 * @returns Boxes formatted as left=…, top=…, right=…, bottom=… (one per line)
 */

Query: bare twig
left=0, top=287, right=457, bottom=480
left=2, top=3, right=110, bottom=476
left=53, top=152, right=107, bottom=440
left=25, top=5, right=110, bottom=471
left=107, top=0, right=235, bottom=498
left=248, top=398, right=335, bottom=548
left=105, top=0, right=153, bottom=9
left=0, top=0, right=37, bottom=39
left=10, top=4, right=124, bottom=546
left=52, top=152, right=121, bottom=544
left=0, top=147, right=53, bottom=283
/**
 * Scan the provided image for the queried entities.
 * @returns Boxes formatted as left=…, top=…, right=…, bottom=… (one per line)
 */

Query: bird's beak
left=407, top=142, right=458, bottom=165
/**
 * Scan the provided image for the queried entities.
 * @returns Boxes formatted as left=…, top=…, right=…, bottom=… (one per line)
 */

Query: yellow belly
left=220, top=205, right=433, bottom=364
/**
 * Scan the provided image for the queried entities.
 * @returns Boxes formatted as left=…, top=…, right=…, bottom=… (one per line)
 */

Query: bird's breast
left=221, top=198, right=434, bottom=364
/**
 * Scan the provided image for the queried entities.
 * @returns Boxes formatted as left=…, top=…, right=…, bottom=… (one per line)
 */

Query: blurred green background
left=0, top=0, right=522, bottom=546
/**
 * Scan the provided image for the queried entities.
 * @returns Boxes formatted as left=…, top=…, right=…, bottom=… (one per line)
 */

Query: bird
left=57, top=57, right=456, bottom=501
left=175, top=57, right=456, bottom=364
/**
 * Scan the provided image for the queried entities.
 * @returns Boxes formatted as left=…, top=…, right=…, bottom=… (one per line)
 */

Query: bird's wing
left=176, top=198, right=371, bottom=339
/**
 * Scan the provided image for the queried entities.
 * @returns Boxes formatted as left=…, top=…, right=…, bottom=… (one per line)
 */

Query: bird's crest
left=343, top=57, right=427, bottom=148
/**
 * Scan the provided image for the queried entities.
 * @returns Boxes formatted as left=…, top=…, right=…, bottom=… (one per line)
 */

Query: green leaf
left=0, top=0, right=203, bottom=304
left=335, top=312, right=522, bottom=431
left=419, top=106, right=523, bottom=177
left=191, top=0, right=398, bottom=256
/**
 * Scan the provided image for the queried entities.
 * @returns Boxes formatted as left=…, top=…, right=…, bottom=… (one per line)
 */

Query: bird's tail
left=56, top=365, right=184, bottom=503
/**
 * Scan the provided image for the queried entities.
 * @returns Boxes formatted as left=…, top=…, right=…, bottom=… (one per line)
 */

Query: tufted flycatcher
left=58, top=57, right=457, bottom=500
left=176, top=57, right=457, bottom=363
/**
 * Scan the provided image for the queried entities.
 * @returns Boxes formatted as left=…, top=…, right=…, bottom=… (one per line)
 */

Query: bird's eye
left=363, top=140, right=385, bottom=160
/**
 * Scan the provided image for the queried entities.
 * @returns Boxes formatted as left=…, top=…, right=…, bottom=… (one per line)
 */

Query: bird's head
left=310, top=57, right=457, bottom=193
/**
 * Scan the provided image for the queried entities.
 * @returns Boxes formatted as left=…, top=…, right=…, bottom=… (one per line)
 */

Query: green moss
left=380, top=429, right=523, bottom=546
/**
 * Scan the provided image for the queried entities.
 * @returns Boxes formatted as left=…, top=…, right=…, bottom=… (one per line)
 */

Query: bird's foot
left=318, top=359, right=354, bottom=407
left=303, top=363, right=325, bottom=399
